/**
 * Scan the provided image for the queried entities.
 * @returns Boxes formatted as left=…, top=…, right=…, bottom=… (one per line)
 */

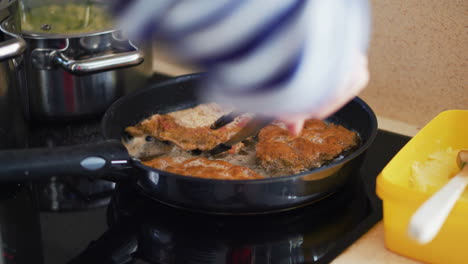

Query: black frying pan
left=0, top=73, right=378, bottom=214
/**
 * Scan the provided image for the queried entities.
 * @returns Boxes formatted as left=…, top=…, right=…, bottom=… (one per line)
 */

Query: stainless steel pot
left=18, top=29, right=153, bottom=121
left=0, top=0, right=27, bottom=149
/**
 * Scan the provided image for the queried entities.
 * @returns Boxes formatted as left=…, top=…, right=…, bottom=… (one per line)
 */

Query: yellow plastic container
left=376, top=110, right=468, bottom=264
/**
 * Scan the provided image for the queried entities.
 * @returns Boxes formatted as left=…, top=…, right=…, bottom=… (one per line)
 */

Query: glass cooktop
left=0, top=127, right=410, bottom=264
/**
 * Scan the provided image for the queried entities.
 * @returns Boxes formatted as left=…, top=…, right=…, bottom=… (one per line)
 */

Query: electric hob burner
left=69, top=171, right=373, bottom=264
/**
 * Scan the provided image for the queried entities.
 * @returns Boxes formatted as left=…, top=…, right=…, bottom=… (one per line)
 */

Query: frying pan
left=0, top=73, right=378, bottom=214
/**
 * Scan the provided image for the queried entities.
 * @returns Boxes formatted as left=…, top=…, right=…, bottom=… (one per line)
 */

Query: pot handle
left=50, top=49, right=144, bottom=75
left=0, top=140, right=132, bottom=182
left=0, top=27, right=26, bottom=61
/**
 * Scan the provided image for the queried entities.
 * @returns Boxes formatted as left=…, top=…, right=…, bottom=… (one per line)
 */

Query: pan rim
left=102, top=73, right=378, bottom=184
left=133, top=96, right=377, bottom=184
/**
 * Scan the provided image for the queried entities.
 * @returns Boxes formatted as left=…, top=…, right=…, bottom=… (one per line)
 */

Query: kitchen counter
left=333, top=222, right=421, bottom=264
left=152, top=52, right=423, bottom=264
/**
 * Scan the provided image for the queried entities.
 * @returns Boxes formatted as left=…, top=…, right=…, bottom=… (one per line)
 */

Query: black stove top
left=0, top=121, right=410, bottom=264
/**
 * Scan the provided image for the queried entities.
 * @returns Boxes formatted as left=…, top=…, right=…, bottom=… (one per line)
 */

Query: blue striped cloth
left=114, top=0, right=371, bottom=117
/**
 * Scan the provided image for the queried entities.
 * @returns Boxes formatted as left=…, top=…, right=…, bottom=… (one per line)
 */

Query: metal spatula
left=209, top=114, right=273, bottom=156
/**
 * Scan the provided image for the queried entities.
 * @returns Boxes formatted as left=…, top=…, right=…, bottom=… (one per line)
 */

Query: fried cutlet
left=143, top=156, right=264, bottom=180
left=256, top=119, right=358, bottom=175
left=124, top=103, right=251, bottom=153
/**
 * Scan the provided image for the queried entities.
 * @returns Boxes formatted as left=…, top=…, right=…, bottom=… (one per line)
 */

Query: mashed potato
left=410, top=147, right=467, bottom=200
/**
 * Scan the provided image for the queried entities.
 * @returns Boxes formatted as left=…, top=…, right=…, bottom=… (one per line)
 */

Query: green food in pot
left=20, top=3, right=114, bottom=34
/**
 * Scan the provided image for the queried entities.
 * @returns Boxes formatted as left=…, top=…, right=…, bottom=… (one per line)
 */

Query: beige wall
left=361, top=0, right=467, bottom=129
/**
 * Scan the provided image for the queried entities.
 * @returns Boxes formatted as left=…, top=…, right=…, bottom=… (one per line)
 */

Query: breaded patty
left=124, top=103, right=251, bottom=154
left=143, top=156, right=264, bottom=180
left=256, top=119, right=358, bottom=175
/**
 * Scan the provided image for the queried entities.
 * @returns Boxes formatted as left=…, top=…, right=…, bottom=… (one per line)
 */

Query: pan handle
left=0, top=140, right=132, bottom=182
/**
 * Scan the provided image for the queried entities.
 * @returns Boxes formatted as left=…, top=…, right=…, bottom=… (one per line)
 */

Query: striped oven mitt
left=113, top=0, right=371, bottom=134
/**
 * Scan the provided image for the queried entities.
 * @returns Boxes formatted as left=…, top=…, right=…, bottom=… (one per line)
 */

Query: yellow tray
left=376, top=110, right=468, bottom=264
